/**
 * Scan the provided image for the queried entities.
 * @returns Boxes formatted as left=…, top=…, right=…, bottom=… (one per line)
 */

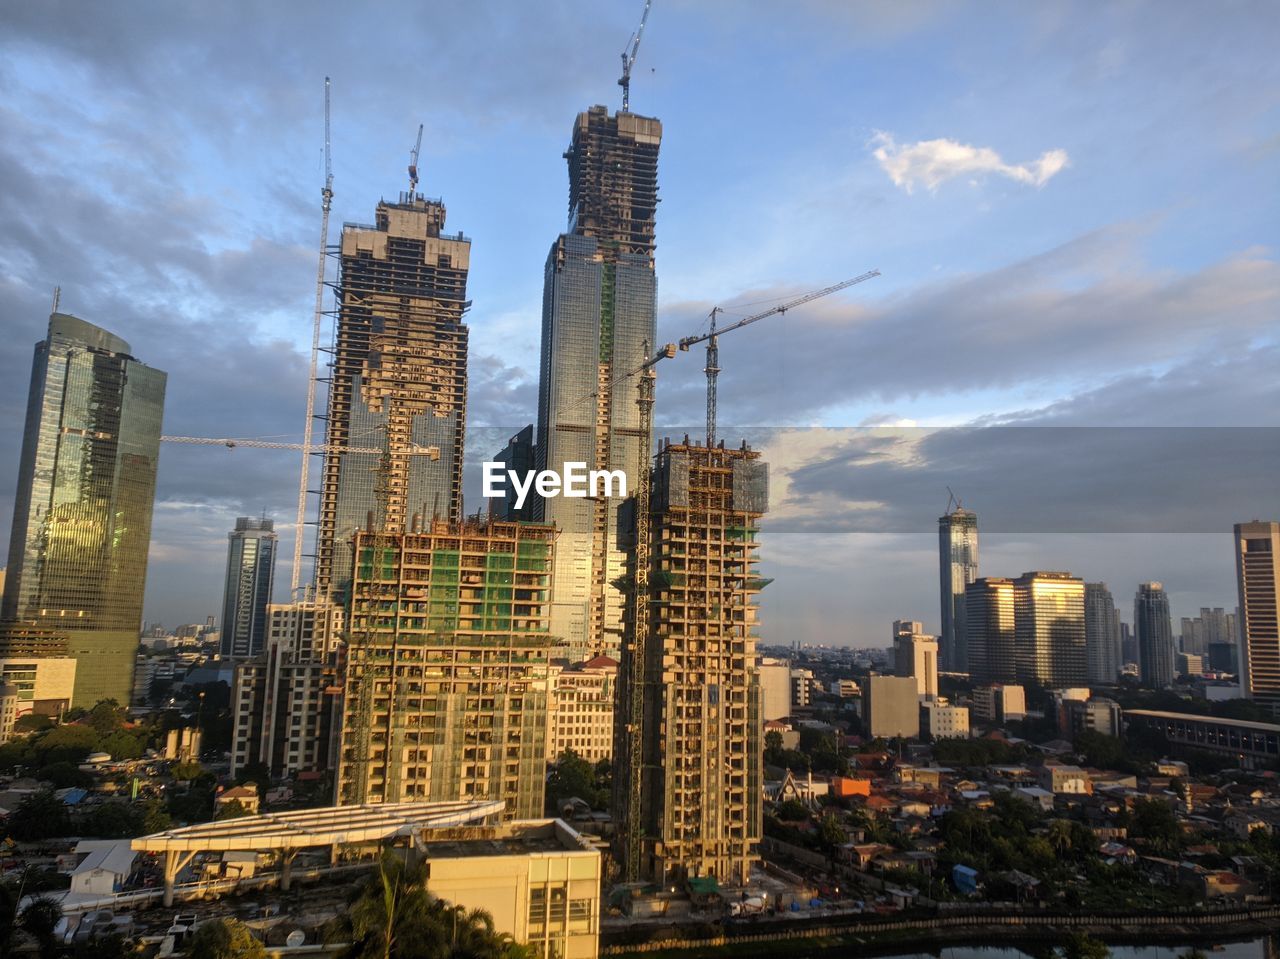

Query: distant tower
left=219, top=517, right=278, bottom=659
left=938, top=502, right=978, bottom=672
left=1134, top=582, right=1175, bottom=688
left=2, top=312, right=166, bottom=707
left=314, top=192, right=471, bottom=598
left=1235, top=521, right=1280, bottom=712
left=1084, top=582, right=1122, bottom=684
left=965, top=577, right=1016, bottom=683
left=535, top=105, right=662, bottom=660
left=1014, top=571, right=1087, bottom=687
left=893, top=620, right=938, bottom=700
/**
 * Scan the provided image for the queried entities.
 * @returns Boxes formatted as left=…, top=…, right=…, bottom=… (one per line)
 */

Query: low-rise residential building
left=1039, top=762, right=1091, bottom=795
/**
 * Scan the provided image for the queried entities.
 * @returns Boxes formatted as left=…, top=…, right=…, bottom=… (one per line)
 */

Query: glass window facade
left=2, top=313, right=166, bottom=706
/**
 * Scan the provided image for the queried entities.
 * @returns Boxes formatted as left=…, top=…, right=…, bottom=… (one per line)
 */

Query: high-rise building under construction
left=315, top=193, right=470, bottom=598
left=616, top=440, right=768, bottom=886
left=335, top=519, right=556, bottom=819
left=534, top=105, right=661, bottom=659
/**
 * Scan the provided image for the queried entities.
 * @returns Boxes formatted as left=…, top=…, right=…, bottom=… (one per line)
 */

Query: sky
left=0, top=1, right=1277, bottom=646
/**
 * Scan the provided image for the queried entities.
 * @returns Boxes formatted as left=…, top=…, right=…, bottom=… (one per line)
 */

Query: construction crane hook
left=618, top=0, right=653, bottom=113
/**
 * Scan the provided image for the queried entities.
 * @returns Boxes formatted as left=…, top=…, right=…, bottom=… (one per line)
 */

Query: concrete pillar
left=330, top=843, right=340, bottom=866
left=281, top=849, right=298, bottom=891
left=162, top=850, right=197, bottom=907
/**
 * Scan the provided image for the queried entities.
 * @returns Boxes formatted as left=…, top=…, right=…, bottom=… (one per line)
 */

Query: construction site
left=336, top=518, right=558, bottom=819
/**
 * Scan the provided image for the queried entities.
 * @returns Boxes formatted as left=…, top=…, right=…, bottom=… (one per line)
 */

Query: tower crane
left=620, top=339, right=675, bottom=883
left=162, top=435, right=440, bottom=458
left=408, top=123, right=423, bottom=196
left=678, top=270, right=880, bottom=448
left=618, top=0, right=653, bottom=113
left=292, top=77, right=336, bottom=597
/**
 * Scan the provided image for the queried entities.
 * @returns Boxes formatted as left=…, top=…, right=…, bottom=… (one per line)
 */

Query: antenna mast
left=292, top=76, right=334, bottom=598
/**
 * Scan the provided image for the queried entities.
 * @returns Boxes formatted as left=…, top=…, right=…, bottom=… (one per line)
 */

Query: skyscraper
left=1134, top=581, right=1175, bottom=689
left=616, top=440, right=766, bottom=886
left=315, top=193, right=470, bottom=598
left=893, top=620, right=939, bottom=700
left=938, top=505, right=978, bottom=673
left=1014, top=571, right=1087, bottom=687
left=336, top=519, right=555, bottom=818
left=1235, top=521, right=1280, bottom=712
left=535, top=105, right=661, bottom=660
left=2, top=312, right=166, bottom=706
left=966, top=577, right=1016, bottom=683
left=1084, top=582, right=1122, bottom=685
left=219, top=517, right=277, bottom=659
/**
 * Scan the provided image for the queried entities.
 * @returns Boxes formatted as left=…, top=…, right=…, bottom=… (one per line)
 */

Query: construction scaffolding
left=315, top=193, right=472, bottom=597
left=618, top=439, right=768, bottom=887
left=336, top=518, right=558, bottom=821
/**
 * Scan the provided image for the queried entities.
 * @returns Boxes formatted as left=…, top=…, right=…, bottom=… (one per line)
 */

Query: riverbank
left=602, top=905, right=1280, bottom=958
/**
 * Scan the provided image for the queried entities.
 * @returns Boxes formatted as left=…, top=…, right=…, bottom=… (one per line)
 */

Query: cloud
left=871, top=131, right=1069, bottom=193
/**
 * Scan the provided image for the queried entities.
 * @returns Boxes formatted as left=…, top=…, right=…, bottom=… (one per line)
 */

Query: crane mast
left=618, top=0, right=653, bottom=113
left=679, top=269, right=880, bottom=447
left=292, top=77, right=335, bottom=598
left=621, top=340, right=674, bottom=882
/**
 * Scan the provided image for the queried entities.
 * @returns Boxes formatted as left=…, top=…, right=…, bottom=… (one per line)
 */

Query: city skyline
left=0, top=2, right=1277, bottom=643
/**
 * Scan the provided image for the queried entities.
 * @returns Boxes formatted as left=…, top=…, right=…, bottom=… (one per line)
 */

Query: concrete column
left=281, top=849, right=298, bottom=891
left=162, top=850, right=197, bottom=907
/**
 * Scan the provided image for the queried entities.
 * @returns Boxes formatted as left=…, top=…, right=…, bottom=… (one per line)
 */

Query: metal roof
left=132, top=800, right=505, bottom=853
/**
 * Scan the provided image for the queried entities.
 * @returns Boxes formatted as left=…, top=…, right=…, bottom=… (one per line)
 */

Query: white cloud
left=871, top=132, right=1069, bottom=193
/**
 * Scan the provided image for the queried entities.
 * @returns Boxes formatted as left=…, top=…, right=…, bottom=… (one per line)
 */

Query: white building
left=69, top=840, right=136, bottom=895
left=759, top=658, right=792, bottom=721
left=0, top=656, right=76, bottom=717
left=547, top=656, right=617, bottom=763
left=893, top=621, right=939, bottom=700
left=923, top=702, right=970, bottom=739
left=971, top=684, right=1026, bottom=724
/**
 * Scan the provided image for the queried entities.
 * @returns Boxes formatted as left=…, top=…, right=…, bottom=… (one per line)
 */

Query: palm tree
left=1047, top=818, right=1074, bottom=855
left=20, top=895, right=64, bottom=959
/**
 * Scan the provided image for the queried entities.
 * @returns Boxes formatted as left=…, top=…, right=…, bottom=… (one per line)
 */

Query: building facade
left=336, top=520, right=556, bottom=819
left=864, top=674, right=920, bottom=739
left=230, top=600, right=344, bottom=778
left=315, top=194, right=471, bottom=598
left=1236, top=522, right=1280, bottom=713
left=938, top=506, right=978, bottom=673
left=1135, top=581, right=1176, bottom=689
left=758, top=657, right=791, bottom=721
left=966, top=577, right=1016, bottom=683
left=534, top=106, right=662, bottom=660
left=893, top=620, right=938, bottom=700
left=1014, top=571, right=1087, bottom=687
left=618, top=441, right=766, bottom=886
left=923, top=702, right=970, bottom=739
left=220, top=517, right=278, bottom=659
left=1084, top=582, right=1122, bottom=685
left=2, top=313, right=166, bottom=706
left=546, top=656, right=617, bottom=763
left=971, top=684, right=1026, bottom=724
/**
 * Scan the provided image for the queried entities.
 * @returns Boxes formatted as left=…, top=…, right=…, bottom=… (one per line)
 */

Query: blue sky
left=0, top=1, right=1277, bottom=644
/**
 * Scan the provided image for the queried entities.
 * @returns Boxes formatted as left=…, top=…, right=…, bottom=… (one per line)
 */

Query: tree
left=235, top=760, right=272, bottom=790
left=37, top=760, right=94, bottom=789
left=819, top=813, right=847, bottom=850
left=19, top=896, right=63, bottom=959
left=15, top=713, right=54, bottom=733
left=99, top=730, right=143, bottom=760
left=546, top=750, right=605, bottom=810
left=774, top=799, right=811, bottom=822
left=5, top=790, right=70, bottom=841
left=142, top=798, right=172, bottom=834
left=87, top=699, right=127, bottom=736
left=170, top=760, right=205, bottom=780
left=35, top=723, right=98, bottom=765
left=0, top=881, right=19, bottom=953
left=1130, top=798, right=1180, bottom=846
left=216, top=799, right=252, bottom=821
left=1047, top=818, right=1074, bottom=855
left=1060, top=933, right=1109, bottom=959
left=85, top=801, right=145, bottom=838
left=189, top=918, right=267, bottom=959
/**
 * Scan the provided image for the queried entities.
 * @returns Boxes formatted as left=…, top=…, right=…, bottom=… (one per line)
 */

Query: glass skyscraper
left=1014, top=571, right=1087, bottom=687
left=1235, top=522, right=1280, bottom=714
left=2, top=312, right=166, bottom=706
left=315, top=194, right=471, bottom=597
left=219, top=516, right=277, bottom=659
left=938, top=506, right=979, bottom=673
left=1135, top=581, right=1175, bottom=688
left=965, top=577, right=1016, bottom=683
left=535, top=106, right=661, bottom=659
left=1084, top=581, right=1122, bottom=685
